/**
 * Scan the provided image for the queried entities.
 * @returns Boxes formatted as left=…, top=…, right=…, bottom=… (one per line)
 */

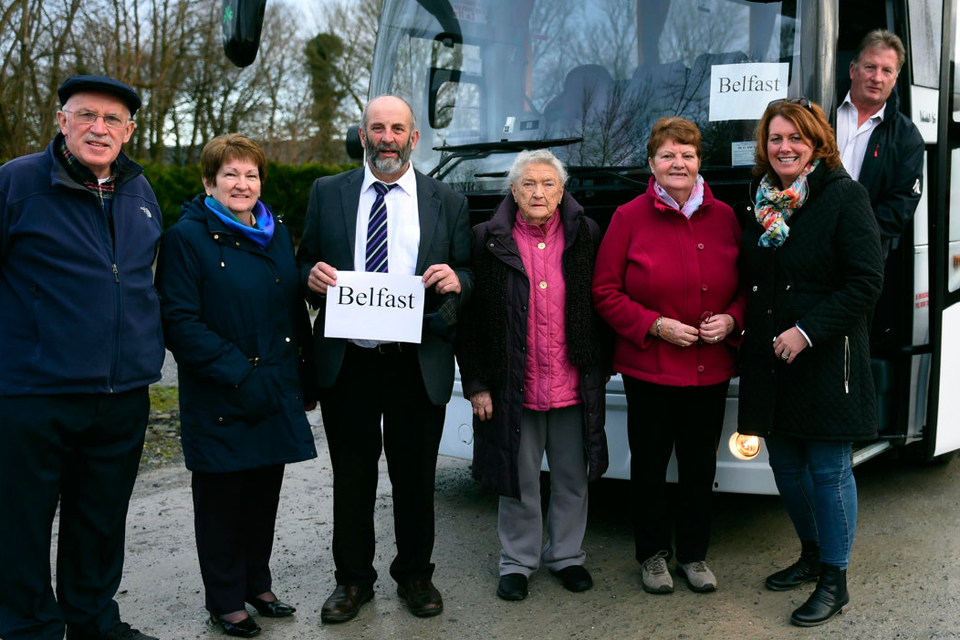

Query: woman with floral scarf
left=738, top=98, right=884, bottom=627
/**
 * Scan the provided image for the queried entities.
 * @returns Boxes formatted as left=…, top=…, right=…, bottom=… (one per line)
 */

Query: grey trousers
left=498, top=405, right=589, bottom=576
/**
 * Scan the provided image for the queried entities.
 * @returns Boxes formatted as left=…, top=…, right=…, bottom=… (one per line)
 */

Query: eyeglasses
left=61, top=109, right=129, bottom=130
left=767, top=97, right=813, bottom=112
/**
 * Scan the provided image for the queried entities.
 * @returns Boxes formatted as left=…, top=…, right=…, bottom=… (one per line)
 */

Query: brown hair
left=200, top=133, right=267, bottom=186
left=647, top=116, right=702, bottom=161
left=854, top=29, right=906, bottom=71
left=754, top=100, right=840, bottom=180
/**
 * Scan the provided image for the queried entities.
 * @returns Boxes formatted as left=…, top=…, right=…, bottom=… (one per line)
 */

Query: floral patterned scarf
left=754, top=159, right=819, bottom=247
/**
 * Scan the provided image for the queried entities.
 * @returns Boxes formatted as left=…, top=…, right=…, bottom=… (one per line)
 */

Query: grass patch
left=149, top=385, right=179, bottom=412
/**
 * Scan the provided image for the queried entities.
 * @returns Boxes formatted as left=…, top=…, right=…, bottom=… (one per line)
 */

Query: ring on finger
left=781, top=352, right=790, bottom=360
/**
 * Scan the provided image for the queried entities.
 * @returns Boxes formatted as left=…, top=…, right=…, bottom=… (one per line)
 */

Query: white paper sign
left=709, top=62, right=789, bottom=121
left=324, top=271, right=425, bottom=343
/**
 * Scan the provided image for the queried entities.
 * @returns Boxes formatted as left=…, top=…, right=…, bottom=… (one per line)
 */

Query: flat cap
left=58, top=75, right=142, bottom=116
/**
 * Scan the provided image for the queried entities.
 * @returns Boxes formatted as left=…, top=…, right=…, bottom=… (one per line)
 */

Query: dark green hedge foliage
left=0, top=157, right=354, bottom=242
left=143, top=161, right=356, bottom=240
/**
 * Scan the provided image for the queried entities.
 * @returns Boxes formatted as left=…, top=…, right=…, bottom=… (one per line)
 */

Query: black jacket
left=738, top=164, right=884, bottom=441
left=458, top=192, right=609, bottom=499
left=156, top=195, right=317, bottom=473
left=839, top=83, right=924, bottom=252
left=295, top=167, right=474, bottom=406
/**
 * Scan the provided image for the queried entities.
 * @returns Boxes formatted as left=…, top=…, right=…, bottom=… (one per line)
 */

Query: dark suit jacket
left=296, top=166, right=474, bottom=406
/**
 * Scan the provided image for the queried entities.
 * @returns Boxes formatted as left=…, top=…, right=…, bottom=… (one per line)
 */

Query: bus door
left=926, top=0, right=960, bottom=457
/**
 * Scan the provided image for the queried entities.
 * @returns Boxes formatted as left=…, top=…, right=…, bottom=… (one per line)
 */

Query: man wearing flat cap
left=0, top=75, right=163, bottom=640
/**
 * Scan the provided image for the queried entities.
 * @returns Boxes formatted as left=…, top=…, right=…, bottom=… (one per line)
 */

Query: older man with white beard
left=296, top=95, right=473, bottom=624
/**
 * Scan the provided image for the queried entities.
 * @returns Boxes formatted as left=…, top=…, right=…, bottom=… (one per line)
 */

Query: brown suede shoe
left=320, top=584, right=374, bottom=623
left=396, top=580, right=443, bottom=617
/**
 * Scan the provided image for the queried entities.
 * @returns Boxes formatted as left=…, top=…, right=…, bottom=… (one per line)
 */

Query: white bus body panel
left=935, top=284, right=960, bottom=456
left=440, top=370, right=778, bottom=495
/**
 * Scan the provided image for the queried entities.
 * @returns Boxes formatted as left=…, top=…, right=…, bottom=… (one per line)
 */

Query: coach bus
left=228, top=0, right=960, bottom=493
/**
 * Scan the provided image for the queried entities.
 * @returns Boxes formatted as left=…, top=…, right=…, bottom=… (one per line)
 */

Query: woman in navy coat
left=156, top=134, right=316, bottom=637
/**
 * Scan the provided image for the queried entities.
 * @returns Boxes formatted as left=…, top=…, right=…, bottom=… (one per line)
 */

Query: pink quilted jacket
left=512, top=211, right=581, bottom=410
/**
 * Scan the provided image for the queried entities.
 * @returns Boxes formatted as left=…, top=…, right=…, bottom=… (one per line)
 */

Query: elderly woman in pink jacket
left=458, top=149, right=610, bottom=602
left=592, top=117, right=745, bottom=595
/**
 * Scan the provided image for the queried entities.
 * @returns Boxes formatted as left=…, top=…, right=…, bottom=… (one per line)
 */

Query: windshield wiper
left=429, top=137, right=582, bottom=180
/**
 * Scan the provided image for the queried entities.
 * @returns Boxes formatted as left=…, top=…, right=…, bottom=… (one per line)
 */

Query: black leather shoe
left=246, top=595, right=296, bottom=617
left=67, top=622, right=159, bottom=640
left=320, top=584, right=374, bottom=623
left=496, top=573, right=528, bottom=601
left=396, top=580, right=444, bottom=617
left=790, top=564, right=851, bottom=627
left=550, top=565, right=593, bottom=592
left=766, top=541, right=820, bottom=591
left=210, top=614, right=261, bottom=638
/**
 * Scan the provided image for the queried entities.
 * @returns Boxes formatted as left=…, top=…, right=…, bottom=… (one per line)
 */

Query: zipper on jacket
left=87, top=187, right=122, bottom=391
left=844, top=335, right=850, bottom=394
left=109, top=262, right=122, bottom=393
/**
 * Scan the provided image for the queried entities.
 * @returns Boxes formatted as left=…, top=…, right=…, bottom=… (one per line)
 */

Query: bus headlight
left=729, top=433, right=761, bottom=460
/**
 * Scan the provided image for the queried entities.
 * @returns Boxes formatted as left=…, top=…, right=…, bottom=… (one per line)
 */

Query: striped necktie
left=366, top=181, right=397, bottom=273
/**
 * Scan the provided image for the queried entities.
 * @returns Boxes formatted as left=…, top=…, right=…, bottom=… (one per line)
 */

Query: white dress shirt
left=354, top=162, right=420, bottom=276
left=837, top=91, right=885, bottom=181
left=351, top=162, right=421, bottom=347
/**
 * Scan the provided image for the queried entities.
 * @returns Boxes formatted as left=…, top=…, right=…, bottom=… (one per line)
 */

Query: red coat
left=592, top=178, right=745, bottom=387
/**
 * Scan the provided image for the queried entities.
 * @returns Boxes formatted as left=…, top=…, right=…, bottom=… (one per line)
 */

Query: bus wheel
left=904, top=441, right=955, bottom=466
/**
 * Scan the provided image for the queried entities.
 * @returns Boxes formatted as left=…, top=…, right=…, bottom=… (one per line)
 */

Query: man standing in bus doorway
left=297, top=95, right=473, bottom=623
left=837, top=29, right=924, bottom=262
left=0, top=76, right=164, bottom=640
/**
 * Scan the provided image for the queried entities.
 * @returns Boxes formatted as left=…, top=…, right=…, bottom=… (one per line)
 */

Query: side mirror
left=223, top=0, right=267, bottom=68
left=345, top=124, right=364, bottom=162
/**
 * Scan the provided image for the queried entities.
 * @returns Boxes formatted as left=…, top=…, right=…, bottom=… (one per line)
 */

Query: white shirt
left=837, top=91, right=885, bottom=181
left=354, top=163, right=420, bottom=276
left=351, top=162, right=421, bottom=347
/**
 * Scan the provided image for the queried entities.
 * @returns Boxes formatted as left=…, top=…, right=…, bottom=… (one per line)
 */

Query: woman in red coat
left=592, top=117, right=745, bottom=595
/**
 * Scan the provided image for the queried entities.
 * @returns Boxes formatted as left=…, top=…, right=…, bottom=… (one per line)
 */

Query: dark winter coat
left=0, top=136, right=164, bottom=395
left=838, top=82, right=925, bottom=253
left=458, top=192, right=610, bottom=499
left=738, top=163, right=884, bottom=441
left=156, top=195, right=317, bottom=473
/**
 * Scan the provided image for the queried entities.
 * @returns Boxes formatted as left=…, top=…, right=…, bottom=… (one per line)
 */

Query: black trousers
left=0, top=389, right=149, bottom=640
left=318, top=343, right=445, bottom=588
left=622, top=377, right=728, bottom=564
left=192, top=465, right=285, bottom=615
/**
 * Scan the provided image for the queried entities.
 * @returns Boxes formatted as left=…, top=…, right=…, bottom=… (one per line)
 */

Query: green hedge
left=143, top=161, right=357, bottom=240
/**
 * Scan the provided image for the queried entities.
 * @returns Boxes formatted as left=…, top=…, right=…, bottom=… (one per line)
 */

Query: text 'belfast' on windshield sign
left=710, top=63, right=789, bottom=121
left=324, top=271, right=425, bottom=343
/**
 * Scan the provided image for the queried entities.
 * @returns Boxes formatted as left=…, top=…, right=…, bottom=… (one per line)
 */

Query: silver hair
left=506, top=149, right=568, bottom=190
left=360, top=94, right=417, bottom=132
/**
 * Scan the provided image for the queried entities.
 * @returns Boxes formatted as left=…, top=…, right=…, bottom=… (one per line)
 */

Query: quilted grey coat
left=738, top=163, right=884, bottom=441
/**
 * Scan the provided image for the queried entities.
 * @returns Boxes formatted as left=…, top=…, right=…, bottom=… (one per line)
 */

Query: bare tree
left=320, top=0, right=381, bottom=124
left=0, top=0, right=83, bottom=158
left=0, top=0, right=333, bottom=165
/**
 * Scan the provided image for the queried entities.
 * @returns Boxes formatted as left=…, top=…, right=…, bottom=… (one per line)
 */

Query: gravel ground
left=130, top=351, right=960, bottom=640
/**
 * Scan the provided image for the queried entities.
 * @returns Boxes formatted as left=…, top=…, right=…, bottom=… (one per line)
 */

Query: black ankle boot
left=765, top=540, right=820, bottom=591
left=790, top=563, right=850, bottom=627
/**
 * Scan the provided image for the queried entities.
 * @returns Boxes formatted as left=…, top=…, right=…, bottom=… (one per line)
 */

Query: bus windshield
left=371, top=0, right=804, bottom=191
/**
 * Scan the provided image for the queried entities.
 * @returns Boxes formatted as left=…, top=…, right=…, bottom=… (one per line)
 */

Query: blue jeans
left=764, top=435, right=857, bottom=568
